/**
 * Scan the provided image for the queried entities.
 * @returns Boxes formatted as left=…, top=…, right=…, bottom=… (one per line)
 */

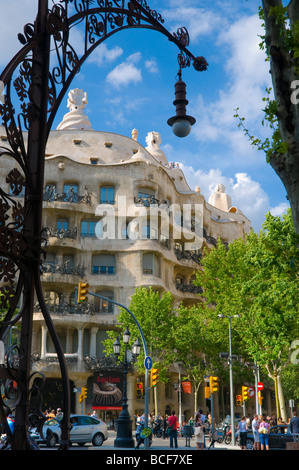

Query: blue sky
left=0, top=0, right=290, bottom=231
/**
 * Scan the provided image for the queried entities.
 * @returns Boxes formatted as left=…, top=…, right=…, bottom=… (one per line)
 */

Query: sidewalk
left=97, top=431, right=240, bottom=451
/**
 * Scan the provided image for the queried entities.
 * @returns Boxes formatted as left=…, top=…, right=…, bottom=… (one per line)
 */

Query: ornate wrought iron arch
left=0, top=0, right=207, bottom=450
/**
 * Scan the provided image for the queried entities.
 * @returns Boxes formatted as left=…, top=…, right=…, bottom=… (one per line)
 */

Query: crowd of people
left=134, top=409, right=299, bottom=451
left=239, top=411, right=299, bottom=451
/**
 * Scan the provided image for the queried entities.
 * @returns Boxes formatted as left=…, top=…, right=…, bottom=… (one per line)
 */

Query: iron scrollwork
left=0, top=0, right=207, bottom=450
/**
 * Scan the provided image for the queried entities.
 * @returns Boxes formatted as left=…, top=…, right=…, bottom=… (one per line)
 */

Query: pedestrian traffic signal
left=205, top=386, right=211, bottom=399
left=210, top=376, right=219, bottom=393
left=79, top=387, right=87, bottom=402
left=77, top=282, right=89, bottom=303
left=150, top=368, right=159, bottom=387
left=242, top=386, right=249, bottom=402
left=136, top=382, right=144, bottom=398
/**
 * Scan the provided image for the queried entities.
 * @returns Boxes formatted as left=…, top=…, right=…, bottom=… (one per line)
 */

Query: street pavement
left=95, top=430, right=241, bottom=451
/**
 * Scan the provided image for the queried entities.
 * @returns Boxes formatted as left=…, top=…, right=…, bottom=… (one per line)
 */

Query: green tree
left=195, top=209, right=299, bottom=420
left=103, top=287, right=176, bottom=380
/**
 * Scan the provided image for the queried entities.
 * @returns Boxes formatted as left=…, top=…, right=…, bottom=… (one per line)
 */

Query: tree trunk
left=277, top=374, right=288, bottom=421
left=262, top=0, right=299, bottom=234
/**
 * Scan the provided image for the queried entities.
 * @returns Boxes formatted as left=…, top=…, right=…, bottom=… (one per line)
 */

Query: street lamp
left=218, top=314, right=240, bottom=446
left=113, top=327, right=140, bottom=448
left=167, top=71, right=196, bottom=138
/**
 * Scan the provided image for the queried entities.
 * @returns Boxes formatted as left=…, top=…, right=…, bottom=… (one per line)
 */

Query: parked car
left=30, top=414, right=108, bottom=447
left=246, top=424, right=294, bottom=450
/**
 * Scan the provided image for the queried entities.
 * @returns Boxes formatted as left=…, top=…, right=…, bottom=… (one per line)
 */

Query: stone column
left=90, top=327, right=98, bottom=357
left=40, top=325, right=47, bottom=358
left=77, top=328, right=84, bottom=361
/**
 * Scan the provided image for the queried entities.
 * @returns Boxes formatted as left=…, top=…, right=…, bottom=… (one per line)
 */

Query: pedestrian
left=251, top=414, right=260, bottom=450
left=168, top=410, right=178, bottom=449
left=258, top=414, right=270, bottom=450
left=163, top=415, right=168, bottom=439
left=194, top=413, right=204, bottom=450
left=289, top=411, right=299, bottom=440
left=237, top=416, right=248, bottom=450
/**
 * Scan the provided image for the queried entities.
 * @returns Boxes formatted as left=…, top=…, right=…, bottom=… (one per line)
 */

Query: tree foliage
left=194, top=209, right=299, bottom=418
left=236, top=0, right=299, bottom=234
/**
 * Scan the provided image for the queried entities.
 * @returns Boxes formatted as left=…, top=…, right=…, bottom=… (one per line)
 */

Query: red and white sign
left=257, top=382, right=264, bottom=391
left=248, top=386, right=255, bottom=397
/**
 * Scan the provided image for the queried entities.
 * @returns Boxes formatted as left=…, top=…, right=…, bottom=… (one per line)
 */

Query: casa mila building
left=1, top=88, right=256, bottom=427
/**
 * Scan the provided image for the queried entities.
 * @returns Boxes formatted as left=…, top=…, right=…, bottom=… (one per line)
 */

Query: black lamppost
left=113, top=327, right=141, bottom=448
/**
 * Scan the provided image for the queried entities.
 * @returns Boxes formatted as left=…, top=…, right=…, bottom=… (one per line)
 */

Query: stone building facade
left=0, top=89, right=254, bottom=426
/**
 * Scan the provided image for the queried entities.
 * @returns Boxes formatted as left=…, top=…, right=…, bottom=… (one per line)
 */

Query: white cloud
left=88, top=43, right=123, bottom=67
left=269, top=202, right=290, bottom=217
left=180, top=164, right=270, bottom=231
left=191, top=14, right=271, bottom=161
left=106, top=53, right=142, bottom=89
left=145, top=58, right=159, bottom=74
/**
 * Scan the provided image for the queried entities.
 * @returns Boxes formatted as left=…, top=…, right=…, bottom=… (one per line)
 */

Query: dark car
left=246, top=424, right=294, bottom=450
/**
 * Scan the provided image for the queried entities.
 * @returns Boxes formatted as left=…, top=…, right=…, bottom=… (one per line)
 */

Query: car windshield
left=270, top=425, right=290, bottom=434
left=45, top=418, right=60, bottom=426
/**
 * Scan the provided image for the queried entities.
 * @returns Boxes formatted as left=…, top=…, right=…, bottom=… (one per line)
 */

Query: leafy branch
left=234, top=87, right=288, bottom=162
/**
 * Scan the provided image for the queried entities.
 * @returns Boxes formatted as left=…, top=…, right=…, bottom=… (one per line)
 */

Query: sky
left=0, top=0, right=291, bottom=232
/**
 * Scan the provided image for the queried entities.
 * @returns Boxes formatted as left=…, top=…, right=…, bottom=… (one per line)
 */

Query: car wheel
left=92, top=432, right=104, bottom=446
left=46, top=432, right=58, bottom=448
left=246, top=438, right=254, bottom=450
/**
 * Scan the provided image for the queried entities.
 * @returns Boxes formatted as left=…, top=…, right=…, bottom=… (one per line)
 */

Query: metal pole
left=254, top=363, right=259, bottom=415
left=228, top=317, right=235, bottom=446
left=12, top=0, right=50, bottom=450
left=88, top=291, right=150, bottom=448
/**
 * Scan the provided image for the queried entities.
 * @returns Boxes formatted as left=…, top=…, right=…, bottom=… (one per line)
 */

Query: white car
left=30, top=414, right=108, bottom=447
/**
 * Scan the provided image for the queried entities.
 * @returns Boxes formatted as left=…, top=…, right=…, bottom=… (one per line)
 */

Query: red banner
left=181, top=381, right=191, bottom=394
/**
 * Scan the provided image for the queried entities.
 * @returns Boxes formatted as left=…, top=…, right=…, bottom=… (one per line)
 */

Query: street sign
left=257, top=382, right=264, bottom=391
left=248, top=386, right=255, bottom=398
left=144, top=356, right=153, bottom=370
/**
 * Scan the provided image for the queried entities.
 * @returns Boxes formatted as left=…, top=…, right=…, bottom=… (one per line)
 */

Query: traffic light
left=242, top=386, right=249, bottom=402
left=79, top=387, right=87, bottom=403
left=236, top=394, right=242, bottom=406
left=210, top=376, right=219, bottom=393
left=205, top=386, right=211, bottom=399
left=258, top=393, right=263, bottom=406
left=150, top=368, right=159, bottom=387
left=77, top=282, right=89, bottom=303
left=136, top=382, right=144, bottom=398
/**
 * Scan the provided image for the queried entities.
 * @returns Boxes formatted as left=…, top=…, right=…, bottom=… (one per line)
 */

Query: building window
left=92, top=254, right=116, bottom=275
left=137, top=187, right=156, bottom=206
left=142, top=253, right=160, bottom=276
left=57, top=219, right=68, bottom=231
left=81, top=220, right=96, bottom=237
left=64, top=183, right=78, bottom=202
left=94, top=291, right=114, bottom=313
left=100, top=186, right=114, bottom=204
left=63, top=254, right=74, bottom=274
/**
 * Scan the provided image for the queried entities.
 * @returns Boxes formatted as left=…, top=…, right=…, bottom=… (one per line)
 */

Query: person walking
left=237, top=416, right=248, bottom=450
left=168, top=410, right=178, bottom=449
left=194, top=413, right=204, bottom=450
left=259, top=415, right=270, bottom=450
left=252, top=414, right=260, bottom=450
left=162, top=415, right=168, bottom=439
left=289, top=411, right=299, bottom=440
